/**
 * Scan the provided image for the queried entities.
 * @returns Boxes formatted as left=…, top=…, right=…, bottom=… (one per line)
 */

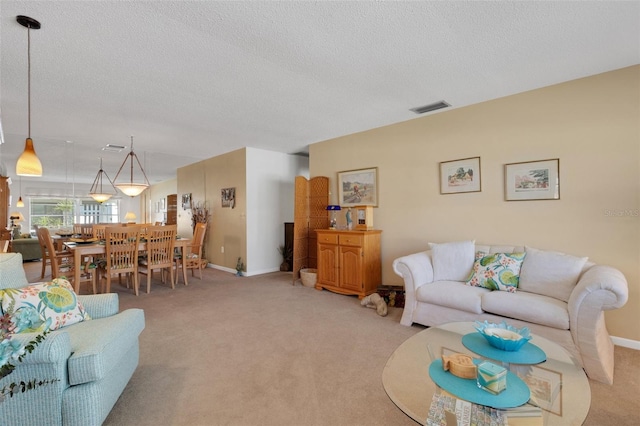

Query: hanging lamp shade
left=16, top=176, right=25, bottom=207
left=16, top=16, right=43, bottom=177
left=113, top=136, right=150, bottom=197
left=17, top=138, right=42, bottom=176
left=89, top=158, right=117, bottom=203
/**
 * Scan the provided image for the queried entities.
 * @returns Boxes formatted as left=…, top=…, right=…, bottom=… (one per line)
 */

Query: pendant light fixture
left=16, top=177, right=25, bottom=207
left=89, top=158, right=117, bottom=203
left=16, top=15, right=43, bottom=177
left=113, top=136, right=150, bottom=197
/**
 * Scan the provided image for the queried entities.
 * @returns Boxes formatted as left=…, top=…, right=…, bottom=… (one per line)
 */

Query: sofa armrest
left=392, top=251, right=434, bottom=326
left=568, top=265, right=628, bottom=317
left=0, top=332, right=71, bottom=423
left=568, top=265, right=628, bottom=384
left=78, top=294, right=119, bottom=319
left=7, top=331, right=72, bottom=366
left=392, top=251, right=434, bottom=290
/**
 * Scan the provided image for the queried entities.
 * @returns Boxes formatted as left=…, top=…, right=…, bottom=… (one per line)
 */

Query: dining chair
left=175, top=222, right=207, bottom=285
left=40, top=227, right=96, bottom=293
left=138, top=224, right=177, bottom=293
left=36, top=226, right=72, bottom=279
left=100, top=225, right=142, bottom=295
left=73, top=223, right=94, bottom=238
left=92, top=224, right=107, bottom=240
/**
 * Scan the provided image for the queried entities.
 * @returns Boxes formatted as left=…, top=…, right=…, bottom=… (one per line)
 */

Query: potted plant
left=277, top=242, right=293, bottom=272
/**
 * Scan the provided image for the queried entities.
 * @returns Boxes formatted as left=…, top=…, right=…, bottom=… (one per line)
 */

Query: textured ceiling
left=1, top=1, right=638, bottom=193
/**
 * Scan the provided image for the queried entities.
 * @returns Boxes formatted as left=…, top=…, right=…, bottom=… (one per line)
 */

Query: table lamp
left=10, top=212, right=25, bottom=228
left=124, top=211, right=137, bottom=223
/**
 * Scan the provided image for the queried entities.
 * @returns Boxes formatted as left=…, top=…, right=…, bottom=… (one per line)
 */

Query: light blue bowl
left=474, top=320, right=531, bottom=352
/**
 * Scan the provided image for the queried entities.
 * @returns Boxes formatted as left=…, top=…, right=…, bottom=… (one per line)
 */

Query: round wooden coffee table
left=382, top=322, right=590, bottom=425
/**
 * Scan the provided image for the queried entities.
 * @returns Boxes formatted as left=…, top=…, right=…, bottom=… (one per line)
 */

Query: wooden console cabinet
left=315, top=229, right=382, bottom=299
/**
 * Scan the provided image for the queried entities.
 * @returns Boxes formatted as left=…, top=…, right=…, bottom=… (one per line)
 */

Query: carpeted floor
left=22, top=261, right=640, bottom=426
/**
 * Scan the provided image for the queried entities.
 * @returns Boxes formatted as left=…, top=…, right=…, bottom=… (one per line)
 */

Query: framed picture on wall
left=221, top=187, right=236, bottom=208
left=182, top=193, right=192, bottom=210
left=337, top=167, right=378, bottom=207
left=504, top=158, right=560, bottom=201
left=439, top=156, right=481, bottom=194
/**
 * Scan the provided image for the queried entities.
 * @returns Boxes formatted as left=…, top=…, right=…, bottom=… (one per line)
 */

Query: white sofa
left=392, top=242, right=628, bottom=384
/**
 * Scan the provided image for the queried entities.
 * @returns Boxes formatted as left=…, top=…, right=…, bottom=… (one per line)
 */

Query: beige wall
left=177, top=148, right=246, bottom=270
left=310, top=66, right=640, bottom=341
left=142, top=178, right=177, bottom=224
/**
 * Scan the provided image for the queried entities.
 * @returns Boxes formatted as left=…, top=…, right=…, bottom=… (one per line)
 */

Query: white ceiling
left=1, top=1, right=639, bottom=194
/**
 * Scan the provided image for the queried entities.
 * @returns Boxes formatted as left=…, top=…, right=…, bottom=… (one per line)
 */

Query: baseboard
left=209, top=264, right=236, bottom=274
left=612, top=335, right=640, bottom=350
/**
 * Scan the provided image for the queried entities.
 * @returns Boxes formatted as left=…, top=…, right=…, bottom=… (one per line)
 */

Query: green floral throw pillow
left=0, top=278, right=91, bottom=333
left=466, top=252, right=526, bottom=292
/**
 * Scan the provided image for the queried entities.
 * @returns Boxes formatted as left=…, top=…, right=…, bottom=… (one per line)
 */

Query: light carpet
left=21, top=262, right=638, bottom=426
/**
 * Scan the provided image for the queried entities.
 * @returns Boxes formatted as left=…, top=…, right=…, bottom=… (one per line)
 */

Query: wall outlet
left=221, top=246, right=224, bottom=253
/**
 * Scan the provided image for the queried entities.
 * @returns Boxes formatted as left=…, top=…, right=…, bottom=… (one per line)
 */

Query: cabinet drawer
left=339, top=234, right=363, bottom=246
left=317, top=233, right=338, bottom=244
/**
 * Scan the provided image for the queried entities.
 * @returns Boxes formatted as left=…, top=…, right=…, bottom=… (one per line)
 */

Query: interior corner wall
left=309, top=65, right=640, bottom=342
left=178, top=149, right=246, bottom=272
left=245, top=148, right=309, bottom=275
left=145, top=178, right=177, bottom=223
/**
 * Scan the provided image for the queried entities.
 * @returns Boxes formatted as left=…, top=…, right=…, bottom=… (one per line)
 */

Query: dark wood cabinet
left=0, top=176, right=10, bottom=233
left=166, top=194, right=177, bottom=225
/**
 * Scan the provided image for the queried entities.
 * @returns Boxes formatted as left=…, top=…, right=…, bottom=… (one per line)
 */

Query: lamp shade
left=16, top=138, right=42, bottom=176
left=89, top=158, right=117, bottom=202
left=16, top=196, right=25, bottom=208
left=115, top=183, right=148, bottom=197
left=124, top=211, right=137, bottom=222
left=113, top=136, right=150, bottom=197
left=10, top=212, right=25, bottom=222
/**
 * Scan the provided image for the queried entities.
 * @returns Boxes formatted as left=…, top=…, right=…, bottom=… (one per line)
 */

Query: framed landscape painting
left=439, top=157, right=481, bottom=194
left=338, top=167, right=378, bottom=207
left=505, top=159, right=560, bottom=201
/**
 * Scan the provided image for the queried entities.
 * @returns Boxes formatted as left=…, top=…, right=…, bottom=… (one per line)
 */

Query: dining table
left=64, top=237, right=192, bottom=294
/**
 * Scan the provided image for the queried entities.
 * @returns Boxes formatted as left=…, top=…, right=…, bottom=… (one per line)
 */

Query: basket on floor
left=300, top=268, right=317, bottom=287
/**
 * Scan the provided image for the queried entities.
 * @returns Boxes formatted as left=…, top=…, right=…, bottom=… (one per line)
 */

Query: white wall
left=246, top=148, right=308, bottom=275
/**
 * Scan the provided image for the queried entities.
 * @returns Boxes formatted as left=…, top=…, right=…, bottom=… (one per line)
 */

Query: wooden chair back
left=39, top=227, right=65, bottom=279
left=73, top=224, right=94, bottom=238
left=40, top=227, right=96, bottom=292
left=36, top=226, right=51, bottom=258
left=104, top=225, right=141, bottom=275
left=0, top=240, right=9, bottom=253
left=189, top=222, right=207, bottom=260
left=92, top=224, right=107, bottom=240
left=145, top=225, right=176, bottom=270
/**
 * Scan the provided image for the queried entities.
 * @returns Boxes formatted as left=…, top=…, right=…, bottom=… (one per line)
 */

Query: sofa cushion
left=482, top=291, right=569, bottom=329
left=0, top=278, right=90, bottom=333
left=429, top=240, right=475, bottom=281
left=519, top=246, right=588, bottom=302
left=417, top=281, right=488, bottom=314
left=0, top=253, right=30, bottom=289
left=466, top=252, right=526, bottom=292
left=65, top=308, right=145, bottom=385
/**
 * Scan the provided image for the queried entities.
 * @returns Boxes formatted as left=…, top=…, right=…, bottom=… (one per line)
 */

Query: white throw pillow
left=429, top=240, right=475, bottom=282
left=518, top=246, right=588, bottom=302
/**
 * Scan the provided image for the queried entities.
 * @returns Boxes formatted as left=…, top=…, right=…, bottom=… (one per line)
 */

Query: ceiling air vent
left=410, top=101, right=450, bottom=115
left=102, top=144, right=126, bottom=153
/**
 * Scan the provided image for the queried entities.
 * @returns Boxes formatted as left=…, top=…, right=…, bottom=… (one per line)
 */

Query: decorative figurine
left=345, top=208, right=353, bottom=230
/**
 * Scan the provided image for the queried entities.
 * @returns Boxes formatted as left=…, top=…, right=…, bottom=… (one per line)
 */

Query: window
left=29, top=197, right=120, bottom=231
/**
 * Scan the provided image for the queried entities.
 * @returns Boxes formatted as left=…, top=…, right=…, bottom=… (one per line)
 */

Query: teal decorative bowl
left=474, top=320, right=531, bottom=352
